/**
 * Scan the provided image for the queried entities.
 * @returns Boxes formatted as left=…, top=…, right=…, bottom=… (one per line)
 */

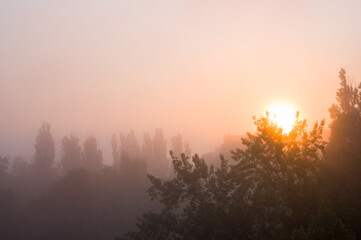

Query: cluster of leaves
left=0, top=123, right=153, bottom=239
left=325, top=69, right=361, bottom=237
left=120, top=113, right=327, bottom=240
left=291, top=200, right=355, bottom=240
left=121, top=68, right=361, bottom=240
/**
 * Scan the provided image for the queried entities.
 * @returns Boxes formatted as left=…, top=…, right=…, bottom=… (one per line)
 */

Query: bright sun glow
left=268, top=103, right=297, bottom=134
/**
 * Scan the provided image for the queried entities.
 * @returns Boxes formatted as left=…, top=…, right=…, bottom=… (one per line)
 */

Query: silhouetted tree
left=230, top=113, right=326, bottom=239
left=184, top=140, right=191, bottom=158
left=112, top=134, right=121, bottom=168
left=11, top=155, right=29, bottom=178
left=0, top=154, right=12, bottom=223
left=120, top=151, right=132, bottom=176
left=119, top=114, right=326, bottom=240
left=325, top=68, right=361, bottom=236
left=0, top=155, right=9, bottom=175
left=120, top=130, right=141, bottom=160
left=291, top=200, right=355, bottom=240
left=32, top=122, right=56, bottom=193
left=120, top=151, right=147, bottom=187
left=170, top=135, right=191, bottom=159
left=82, top=136, right=103, bottom=173
left=171, top=134, right=183, bottom=158
left=151, top=128, right=168, bottom=178
left=328, top=68, right=361, bottom=163
left=35, top=168, right=100, bottom=240
left=33, top=122, right=55, bottom=172
left=0, top=155, right=10, bottom=187
left=11, top=155, right=32, bottom=204
left=0, top=189, right=16, bottom=239
left=142, top=132, right=153, bottom=162
left=61, top=135, right=82, bottom=173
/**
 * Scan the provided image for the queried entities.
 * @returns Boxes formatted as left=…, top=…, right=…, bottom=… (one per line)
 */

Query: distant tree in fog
left=120, top=151, right=132, bottom=175
left=29, top=122, right=56, bottom=194
left=82, top=136, right=103, bottom=173
left=111, top=134, right=120, bottom=167
left=0, top=187, right=16, bottom=239
left=120, top=130, right=141, bottom=160
left=151, top=128, right=168, bottom=178
left=184, top=140, right=191, bottom=157
left=115, top=129, right=169, bottom=178
left=142, top=132, right=153, bottom=161
left=170, top=135, right=192, bottom=159
left=0, top=155, right=10, bottom=189
left=0, top=155, right=9, bottom=176
left=171, top=134, right=183, bottom=158
left=153, top=129, right=167, bottom=161
left=33, top=122, right=55, bottom=172
left=11, top=156, right=29, bottom=177
left=328, top=68, right=361, bottom=163
left=61, top=135, right=82, bottom=173
left=112, top=131, right=149, bottom=180
left=10, top=156, right=32, bottom=203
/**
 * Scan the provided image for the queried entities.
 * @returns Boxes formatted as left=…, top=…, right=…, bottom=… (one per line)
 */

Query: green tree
left=291, top=200, right=355, bottom=240
left=119, top=113, right=326, bottom=240
left=325, top=68, right=361, bottom=236
left=230, top=113, right=325, bottom=239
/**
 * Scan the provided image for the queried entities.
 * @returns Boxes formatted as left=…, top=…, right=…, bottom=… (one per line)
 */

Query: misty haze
left=1, top=1, right=361, bottom=239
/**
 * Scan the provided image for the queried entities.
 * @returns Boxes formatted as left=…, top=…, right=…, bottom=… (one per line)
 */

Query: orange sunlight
left=268, top=102, right=298, bottom=134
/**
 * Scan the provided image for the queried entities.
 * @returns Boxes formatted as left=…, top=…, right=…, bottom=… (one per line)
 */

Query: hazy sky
left=1, top=0, right=361, bottom=162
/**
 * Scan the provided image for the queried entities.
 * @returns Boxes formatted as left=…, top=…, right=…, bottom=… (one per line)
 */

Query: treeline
left=119, top=69, right=361, bottom=240
left=1, top=68, right=361, bottom=240
left=0, top=126, right=191, bottom=239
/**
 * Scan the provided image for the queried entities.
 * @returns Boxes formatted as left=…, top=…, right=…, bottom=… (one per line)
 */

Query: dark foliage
left=120, top=114, right=326, bottom=240
left=1, top=69, right=361, bottom=240
left=325, top=68, right=361, bottom=237
left=291, top=200, right=355, bottom=240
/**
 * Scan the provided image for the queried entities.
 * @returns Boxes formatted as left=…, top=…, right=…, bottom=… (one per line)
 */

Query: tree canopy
left=119, top=112, right=327, bottom=240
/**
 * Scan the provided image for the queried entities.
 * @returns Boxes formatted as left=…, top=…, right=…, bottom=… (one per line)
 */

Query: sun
left=267, top=102, right=298, bottom=134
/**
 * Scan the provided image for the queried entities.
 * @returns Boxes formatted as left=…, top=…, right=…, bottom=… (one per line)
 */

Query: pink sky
left=1, top=0, right=361, bottom=162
